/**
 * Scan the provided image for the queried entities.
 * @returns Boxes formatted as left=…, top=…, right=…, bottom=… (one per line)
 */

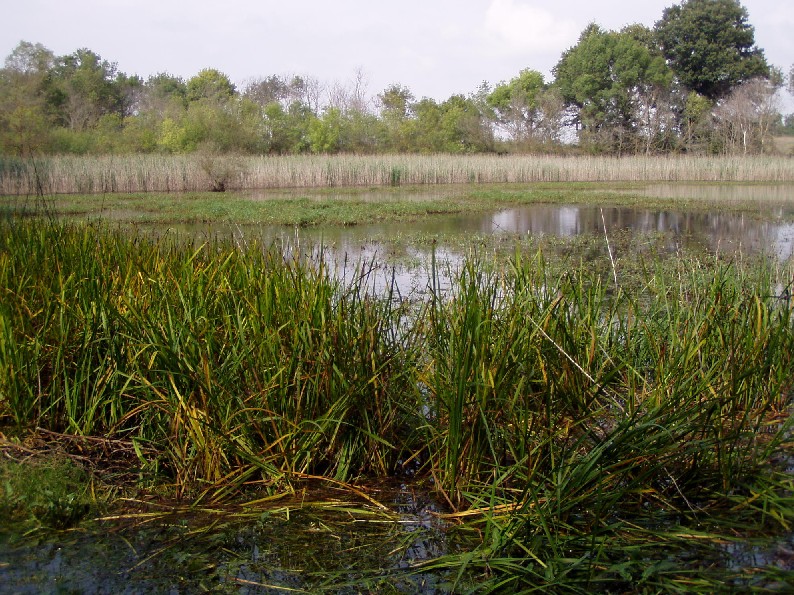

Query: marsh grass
left=2, top=154, right=794, bottom=196
left=0, top=219, right=792, bottom=590
left=0, top=453, right=93, bottom=529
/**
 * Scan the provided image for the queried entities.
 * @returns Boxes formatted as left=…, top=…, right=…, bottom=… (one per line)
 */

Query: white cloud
left=484, top=0, right=580, bottom=53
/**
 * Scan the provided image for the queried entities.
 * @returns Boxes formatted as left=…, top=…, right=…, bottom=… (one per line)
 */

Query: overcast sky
left=3, top=0, right=792, bottom=103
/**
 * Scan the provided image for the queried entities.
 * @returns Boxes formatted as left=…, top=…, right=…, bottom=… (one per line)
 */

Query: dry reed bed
left=2, top=154, right=794, bottom=195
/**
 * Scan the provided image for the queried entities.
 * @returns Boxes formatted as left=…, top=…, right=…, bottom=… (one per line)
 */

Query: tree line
left=1, top=0, right=791, bottom=157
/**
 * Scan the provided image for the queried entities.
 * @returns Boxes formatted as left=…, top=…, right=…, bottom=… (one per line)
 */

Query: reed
left=0, top=219, right=791, bottom=589
left=2, top=154, right=794, bottom=195
left=415, top=253, right=794, bottom=591
left=0, top=221, right=417, bottom=497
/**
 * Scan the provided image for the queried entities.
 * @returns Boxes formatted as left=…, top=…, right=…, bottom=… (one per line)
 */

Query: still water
left=142, top=183, right=794, bottom=262
left=136, top=197, right=794, bottom=295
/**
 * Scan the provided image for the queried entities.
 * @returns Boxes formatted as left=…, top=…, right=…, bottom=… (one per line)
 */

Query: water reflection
left=127, top=201, right=794, bottom=298
left=482, top=205, right=794, bottom=260
left=145, top=203, right=794, bottom=262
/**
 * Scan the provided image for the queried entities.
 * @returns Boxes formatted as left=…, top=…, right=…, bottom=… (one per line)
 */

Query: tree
left=487, top=69, right=545, bottom=145
left=378, top=84, right=415, bottom=151
left=553, top=24, right=673, bottom=153
left=411, top=95, right=492, bottom=153
left=243, top=75, right=290, bottom=107
left=186, top=69, right=236, bottom=103
left=681, top=91, right=714, bottom=152
left=655, top=0, right=768, bottom=101
left=51, top=48, right=125, bottom=131
left=713, top=77, right=779, bottom=154
left=139, top=73, right=187, bottom=115
left=308, top=107, right=343, bottom=153
left=789, top=64, right=794, bottom=97
left=327, top=67, right=371, bottom=114
left=0, top=41, right=56, bottom=154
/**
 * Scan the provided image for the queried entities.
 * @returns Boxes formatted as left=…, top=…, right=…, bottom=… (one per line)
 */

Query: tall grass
left=0, top=219, right=791, bottom=588
left=416, top=254, right=794, bottom=591
left=2, top=154, right=794, bottom=195
left=0, top=222, right=416, bottom=496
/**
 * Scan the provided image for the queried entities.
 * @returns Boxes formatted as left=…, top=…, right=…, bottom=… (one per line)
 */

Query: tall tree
left=554, top=24, right=672, bottom=153
left=654, top=0, right=768, bottom=100
left=378, top=84, right=415, bottom=151
left=139, top=73, right=187, bottom=115
left=0, top=41, right=55, bottom=154
left=51, top=49, right=128, bottom=131
left=487, top=69, right=545, bottom=145
left=243, top=75, right=290, bottom=107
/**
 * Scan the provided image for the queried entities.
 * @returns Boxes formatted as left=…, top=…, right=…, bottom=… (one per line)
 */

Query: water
left=126, top=197, right=794, bottom=297
left=0, top=484, right=463, bottom=594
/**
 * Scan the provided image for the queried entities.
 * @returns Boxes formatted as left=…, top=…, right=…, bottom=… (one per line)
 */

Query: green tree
left=259, top=101, right=315, bottom=154
left=554, top=24, right=672, bottom=153
left=378, top=84, right=415, bottom=151
left=0, top=41, right=55, bottom=154
left=186, top=68, right=236, bottom=103
left=654, top=0, right=768, bottom=100
left=681, top=91, right=714, bottom=152
left=487, top=69, right=545, bottom=144
left=140, top=73, right=187, bottom=114
left=51, top=48, right=125, bottom=131
left=411, top=95, right=492, bottom=153
left=308, top=107, right=343, bottom=153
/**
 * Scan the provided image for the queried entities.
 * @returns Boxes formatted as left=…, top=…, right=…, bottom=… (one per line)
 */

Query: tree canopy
left=553, top=24, right=673, bottom=152
left=0, top=0, right=788, bottom=157
left=654, top=0, right=769, bottom=100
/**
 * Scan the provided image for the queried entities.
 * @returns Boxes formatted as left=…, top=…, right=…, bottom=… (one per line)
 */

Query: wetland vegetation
left=3, top=0, right=794, bottom=589
left=1, top=179, right=793, bottom=590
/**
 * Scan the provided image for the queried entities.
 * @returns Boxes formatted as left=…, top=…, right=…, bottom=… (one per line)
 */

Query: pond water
left=134, top=197, right=794, bottom=296
left=0, top=483, right=464, bottom=594
left=135, top=183, right=794, bottom=260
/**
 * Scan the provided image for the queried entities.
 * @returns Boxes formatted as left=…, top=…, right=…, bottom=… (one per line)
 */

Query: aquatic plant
left=0, top=218, right=791, bottom=590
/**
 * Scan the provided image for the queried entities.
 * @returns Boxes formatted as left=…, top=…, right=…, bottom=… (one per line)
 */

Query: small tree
left=186, top=69, right=236, bottom=103
left=713, top=77, right=779, bottom=154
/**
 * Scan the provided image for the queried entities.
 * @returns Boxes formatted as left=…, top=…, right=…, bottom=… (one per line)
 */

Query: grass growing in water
left=0, top=219, right=791, bottom=590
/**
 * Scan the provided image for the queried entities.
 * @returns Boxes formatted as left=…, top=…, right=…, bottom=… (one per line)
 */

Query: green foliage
left=655, top=0, right=769, bottom=100
left=309, top=107, right=343, bottom=153
left=681, top=91, right=716, bottom=152
left=140, top=72, right=188, bottom=114
left=378, top=84, right=416, bottom=152
left=0, top=18, right=777, bottom=158
left=51, top=48, right=126, bottom=130
left=487, top=69, right=545, bottom=143
left=0, top=219, right=792, bottom=589
left=185, top=68, right=236, bottom=103
left=0, top=457, right=92, bottom=529
left=554, top=24, right=672, bottom=152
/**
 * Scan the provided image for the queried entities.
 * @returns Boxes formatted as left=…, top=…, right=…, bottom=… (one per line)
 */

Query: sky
left=3, top=0, right=793, bottom=105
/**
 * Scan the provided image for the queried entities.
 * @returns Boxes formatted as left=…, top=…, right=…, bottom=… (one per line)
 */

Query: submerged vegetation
left=0, top=218, right=792, bottom=591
